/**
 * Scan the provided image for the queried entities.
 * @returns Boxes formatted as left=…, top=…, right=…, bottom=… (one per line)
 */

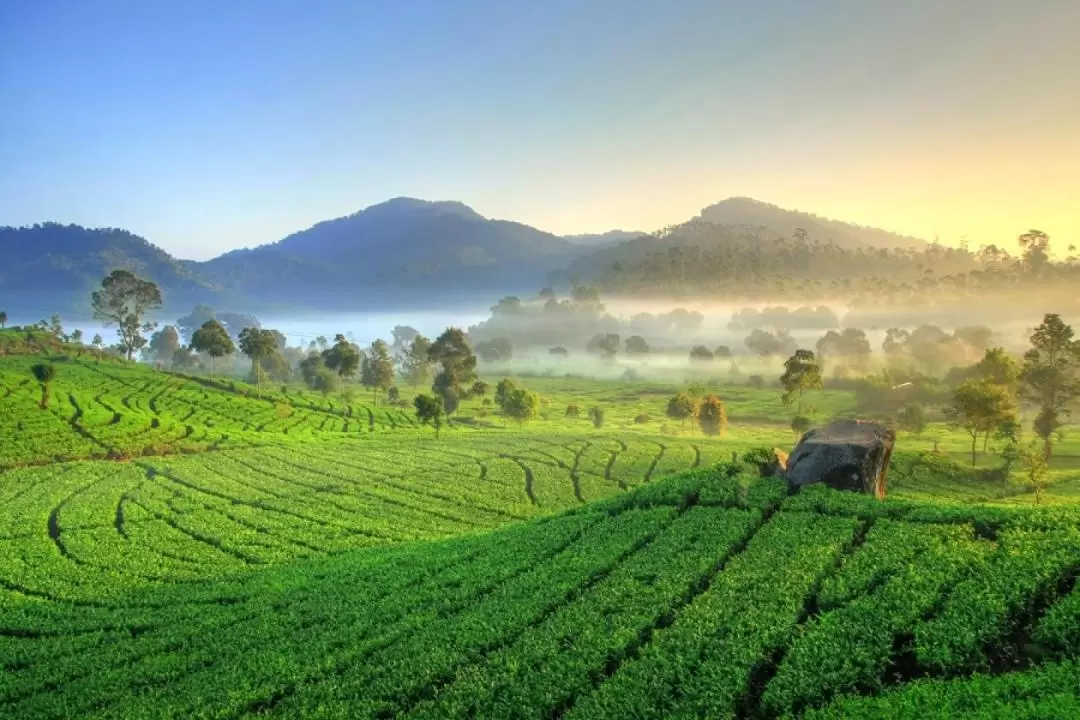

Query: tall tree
left=1020, top=313, right=1080, bottom=459
left=495, top=377, right=519, bottom=410
left=237, top=327, right=279, bottom=399
left=322, top=334, right=361, bottom=411
left=362, top=339, right=395, bottom=405
left=0, top=310, right=6, bottom=329
left=780, top=349, right=823, bottom=415
left=413, top=393, right=445, bottom=438
left=428, top=327, right=477, bottom=404
left=190, top=320, right=235, bottom=379
left=697, top=395, right=728, bottom=437
left=398, top=334, right=433, bottom=390
left=971, top=347, right=1021, bottom=389
left=30, top=363, right=56, bottom=409
left=91, top=270, right=163, bottom=361
left=947, top=380, right=1017, bottom=466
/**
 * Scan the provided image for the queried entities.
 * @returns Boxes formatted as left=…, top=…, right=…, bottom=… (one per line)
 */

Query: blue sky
left=2, top=0, right=1077, bottom=259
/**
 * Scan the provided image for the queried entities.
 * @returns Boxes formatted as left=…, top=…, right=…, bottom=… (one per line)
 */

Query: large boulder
left=784, top=420, right=895, bottom=498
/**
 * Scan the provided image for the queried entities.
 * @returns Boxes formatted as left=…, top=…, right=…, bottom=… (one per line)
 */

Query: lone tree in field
left=1020, top=313, right=1080, bottom=460
left=429, top=327, right=477, bottom=406
left=361, top=339, right=395, bottom=405
left=666, top=392, right=696, bottom=427
left=495, top=377, right=519, bottom=410
left=30, top=363, right=56, bottom=409
left=504, top=388, right=541, bottom=424
left=470, top=380, right=490, bottom=400
left=624, top=335, right=649, bottom=356
left=697, top=395, right=728, bottom=437
left=780, top=349, right=823, bottom=415
left=947, top=380, right=1017, bottom=466
left=190, top=320, right=234, bottom=379
left=414, top=393, right=445, bottom=438
left=897, top=403, right=927, bottom=436
left=322, top=334, right=361, bottom=411
left=91, top=270, right=163, bottom=361
left=689, top=345, right=714, bottom=363
left=0, top=310, right=6, bottom=329
left=1016, top=442, right=1051, bottom=504
left=92, top=334, right=104, bottom=360
left=397, top=334, right=433, bottom=390
left=588, top=406, right=605, bottom=429
left=238, top=327, right=279, bottom=399
left=565, top=404, right=581, bottom=418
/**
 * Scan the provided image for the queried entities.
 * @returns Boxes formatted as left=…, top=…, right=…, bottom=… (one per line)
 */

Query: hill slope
left=190, top=197, right=583, bottom=308
left=0, top=223, right=217, bottom=316
left=697, top=197, right=929, bottom=249
left=3, top=462, right=1080, bottom=718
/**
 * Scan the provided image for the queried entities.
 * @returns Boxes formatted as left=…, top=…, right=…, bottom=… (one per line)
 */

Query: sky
left=2, top=0, right=1078, bottom=260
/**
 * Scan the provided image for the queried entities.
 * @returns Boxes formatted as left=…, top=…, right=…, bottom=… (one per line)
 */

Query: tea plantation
left=2, top=354, right=1080, bottom=718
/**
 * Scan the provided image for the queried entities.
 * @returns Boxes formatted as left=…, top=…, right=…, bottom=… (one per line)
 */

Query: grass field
left=2, top=347, right=1080, bottom=717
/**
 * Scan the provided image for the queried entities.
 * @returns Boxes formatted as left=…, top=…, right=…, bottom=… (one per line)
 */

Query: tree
left=148, top=325, right=181, bottom=367
left=414, top=394, right=445, bottom=438
left=391, top=325, right=420, bottom=351
left=429, top=328, right=477, bottom=404
left=190, top=320, right=235, bottom=379
left=588, top=407, right=605, bottom=429
left=666, top=392, right=696, bottom=426
left=30, top=363, right=56, bottom=409
left=92, top=334, right=104, bottom=361
left=625, top=336, right=649, bottom=355
left=565, top=404, right=581, bottom=418
left=238, top=327, right=279, bottom=399
left=714, top=345, right=732, bottom=358
left=388, top=386, right=401, bottom=404
left=361, top=339, right=395, bottom=404
left=470, top=380, right=490, bottom=399
left=947, top=380, right=1017, bottom=466
left=549, top=346, right=569, bottom=358
left=1020, top=314, right=1080, bottom=460
left=697, top=395, right=728, bottom=437
left=791, top=415, right=813, bottom=436
left=1018, top=228, right=1051, bottom=271
left=91, top=270, right=163, bottom=361
left=689, top=345, right=714, bottom=363
left=495, top=378, right=519, bottom=414
left=70, top=329, right=84, bottom=345
left=971, top=347, right=1021, bottom=390
left=171, top=346, right=199, bottom=370
left=48, top=314, right=63, bottom=339
left=896, top=403, right=926, bottom=435
left=475, top=337, right=513, bottom=363
left=0, top=310, right=6, bottom=329
left=398, top=334, right=433, bottom=390
left=780, top=349, right=823, bottom=415
left=504, top=388, right=541, bottom=424
left=323, top=334, right=362, bottom=410
left=586, top=333, right=620, bottom=360
left=176, top=305, right=217, bottom=343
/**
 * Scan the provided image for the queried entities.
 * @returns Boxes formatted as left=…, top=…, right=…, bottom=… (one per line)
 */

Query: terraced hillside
left=3, top=468, right=1080, bottom=719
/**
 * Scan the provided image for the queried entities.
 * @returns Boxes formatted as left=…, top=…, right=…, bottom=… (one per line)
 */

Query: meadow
left=2, top=343, right=1080, bottom=718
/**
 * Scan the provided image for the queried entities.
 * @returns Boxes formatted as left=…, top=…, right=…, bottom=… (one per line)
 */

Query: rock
left=784, top=420, right=895, bottom=498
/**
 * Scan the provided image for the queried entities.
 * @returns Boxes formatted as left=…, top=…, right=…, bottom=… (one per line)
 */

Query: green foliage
left=361, top=339, right=395, bottom=404
left=475, top=337, right=513, bottom=363
left=947, top=380, right=1018, bottom=465
left=586, top=332, right=620, bottom=360
left=429, top=327, right=477, bottom=402
left=897, top=402, right=926, bottom=434
left=780, top=348, right=823, bottom=414
left=30, top=362, right=56, bottom=408
left=697, top=394, right=727, bottom=437
left=565, top=404, right=581, bottom=418
left=624, top=335, right=649, bottom=355
left=189, top=319, right=234, bottom=380
left=494, top=377, right=519, bottom=409
left=588, top=406, right=605, bottom=428
left=1020, top=313, right=1080, bottom=459
left=413, top=393, right=445, bottom=437
left=791, top=414, right=812, bottom=435
left=237, top=327, right=280, bottom=399
left=397, top=334, right=433, bottom=389
left=665, top=392, right=696, bottom=425
left=90, top=269, right=163, bottom=361
left=503, top=388, right=541, bottom=424
left=469, top=380, right=489, bottom=399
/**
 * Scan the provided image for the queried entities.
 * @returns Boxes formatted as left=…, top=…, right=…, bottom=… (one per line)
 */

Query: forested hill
left=695, top=197, right=929, bottom=250
left=0, top=223, right=218, bottom=316
left=188, top=197, right=582, bottom=308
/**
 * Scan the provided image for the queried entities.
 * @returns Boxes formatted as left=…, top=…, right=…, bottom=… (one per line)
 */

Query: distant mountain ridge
left=1, top=196, right=935, bottom=316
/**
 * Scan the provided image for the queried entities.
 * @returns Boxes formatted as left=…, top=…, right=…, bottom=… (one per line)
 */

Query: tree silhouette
left=238, top=327, right=279, bottom=399
left=780, top=349, right=823, bottom=415
left=1020, top=313, right=1080, bottom=459
left=697, top=395, right=728, bottom=437
left=414, top=393, right=444, bottom=438
left=322, top=334, right=361, bottom=411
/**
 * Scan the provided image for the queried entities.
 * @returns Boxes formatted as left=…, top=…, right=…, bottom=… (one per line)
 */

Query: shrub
left=634, top=413, right=650, bottom=424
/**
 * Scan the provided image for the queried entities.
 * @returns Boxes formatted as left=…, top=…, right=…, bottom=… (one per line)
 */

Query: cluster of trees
left=589, top=223, right=1080, bottom=314
left=728, top=305, right=840, bottom=332
left=665, top=391, right=728, bottom=437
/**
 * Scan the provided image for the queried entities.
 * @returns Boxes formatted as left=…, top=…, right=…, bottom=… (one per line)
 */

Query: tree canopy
left=91, top=270, right=163, bottom=361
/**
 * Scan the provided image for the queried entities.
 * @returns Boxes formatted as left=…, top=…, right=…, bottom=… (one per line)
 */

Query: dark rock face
left=784, top=420, right=895, bottom=498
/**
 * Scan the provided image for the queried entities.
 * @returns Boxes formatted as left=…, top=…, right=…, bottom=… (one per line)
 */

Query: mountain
left=696, top=197, right=928, bottom=250
left=563, top=230, right=647, bottom=247
left=0, top=223, right=218, bottom=318
left=190, top=198, right=583, bottom=309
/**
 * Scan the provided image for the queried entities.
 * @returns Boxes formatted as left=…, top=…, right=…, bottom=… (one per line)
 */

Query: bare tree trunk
left=971, top=433, right=977, bottom=467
